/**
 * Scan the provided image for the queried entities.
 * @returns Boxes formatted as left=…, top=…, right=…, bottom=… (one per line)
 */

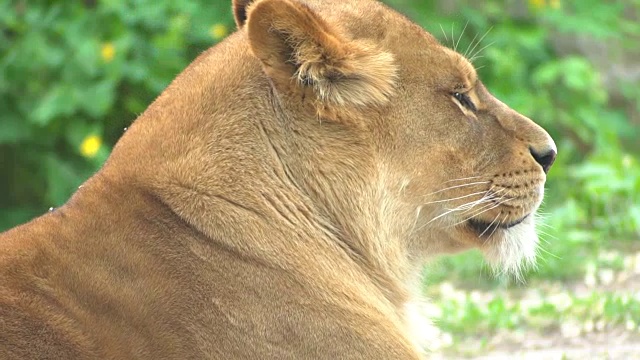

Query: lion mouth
left=468, top=215, right=528, bottom=237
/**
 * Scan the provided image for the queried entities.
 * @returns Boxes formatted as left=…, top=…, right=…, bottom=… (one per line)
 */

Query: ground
left=425, top=246, right=640, bottom=359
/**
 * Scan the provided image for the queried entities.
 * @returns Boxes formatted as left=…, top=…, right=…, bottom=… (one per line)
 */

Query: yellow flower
left=529, top=0, right=546, bottom=9
left=209, top=23, right=228, bottom=40
left=550, top=0, right=561, bottom=9
left=80, top=135, right=102, bottom=158
left=101, top=42, right=115, bottom=63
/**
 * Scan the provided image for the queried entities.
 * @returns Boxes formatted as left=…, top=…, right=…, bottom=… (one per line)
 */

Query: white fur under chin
left=482, top=217, right=539, bottom=282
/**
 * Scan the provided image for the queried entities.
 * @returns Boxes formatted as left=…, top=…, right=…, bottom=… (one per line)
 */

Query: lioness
left=0, top=0, right=557, bottom=358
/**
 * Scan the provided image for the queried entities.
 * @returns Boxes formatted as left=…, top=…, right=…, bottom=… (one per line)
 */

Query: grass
left=430, top=287, right=640, bottom=337
left=421, top=201, right=640, bottom=356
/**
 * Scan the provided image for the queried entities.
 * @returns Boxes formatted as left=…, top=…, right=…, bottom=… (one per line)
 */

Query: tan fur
left=0, top=0, right=556, bottom=358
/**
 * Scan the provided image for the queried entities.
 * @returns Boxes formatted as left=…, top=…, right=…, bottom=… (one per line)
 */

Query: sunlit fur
left=0, top=0, right=555, bottom=358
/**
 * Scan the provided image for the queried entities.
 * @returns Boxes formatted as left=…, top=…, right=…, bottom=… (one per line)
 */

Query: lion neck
left=251, top=101, right=424, bottom=309
left=113, top=36, right=423, bottom=319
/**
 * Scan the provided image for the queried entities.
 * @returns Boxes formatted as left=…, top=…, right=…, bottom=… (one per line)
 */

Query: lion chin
left=484, top=219, right=540, bottom=280
left=0, top=0, right=556, bottom=358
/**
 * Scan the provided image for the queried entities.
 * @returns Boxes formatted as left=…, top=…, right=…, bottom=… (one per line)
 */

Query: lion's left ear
left=244, top=0, right=397, bottom=109
left=232, top=0, right=253, bottom=28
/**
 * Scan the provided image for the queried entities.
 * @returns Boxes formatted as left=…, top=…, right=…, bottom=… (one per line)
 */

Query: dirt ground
left=430, top=250, right=640, bottom=359
left=434, top=327, right=640, bottom=359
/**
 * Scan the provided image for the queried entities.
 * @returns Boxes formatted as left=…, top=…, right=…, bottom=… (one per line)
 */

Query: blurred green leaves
left=0, top=0, right=234, bottom=226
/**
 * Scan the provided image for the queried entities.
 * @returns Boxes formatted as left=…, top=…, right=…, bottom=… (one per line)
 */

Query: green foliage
left=434, top=289, right=640, bottom=339
left=0, top=1, right=233, bottom=228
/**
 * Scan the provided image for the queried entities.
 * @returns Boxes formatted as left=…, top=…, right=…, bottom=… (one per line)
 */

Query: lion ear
left=232, top=0, right=253, bottom=28
left=245, top=0, right=397, bottom=109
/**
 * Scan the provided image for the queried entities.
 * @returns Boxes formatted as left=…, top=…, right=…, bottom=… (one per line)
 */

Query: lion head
left=206, top=0, right=557, bottom=281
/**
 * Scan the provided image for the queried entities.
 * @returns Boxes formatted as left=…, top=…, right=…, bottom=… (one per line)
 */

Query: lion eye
left=453, top=92, right=477, bottom=112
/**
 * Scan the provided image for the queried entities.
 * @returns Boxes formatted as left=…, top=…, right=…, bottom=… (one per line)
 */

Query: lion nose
left=530, top=146, right=557, bottom=174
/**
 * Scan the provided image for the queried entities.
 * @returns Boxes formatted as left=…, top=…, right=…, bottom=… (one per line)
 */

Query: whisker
left=464, top=31, right=481, bottom=58
left=537, top=239, right=551, bottom=249
left=479, top=212, right=501, bottom=237
left=455, top=21, right=469, bottom=52
left=447, top=193, right=507, bottom=228
left=439, top=24, right=449, bottom=44
left=455, top=188, right=504, bottom=211
left=423, top=207, right=462, bottom=227
left=457, top=199, right=493, bottom=212
left=450, top=23, right=455, bottom=49
left=423, top=181, right=491, bottom=197
left=535, top=225, right=553, bottom=238
left=486, top=212, right=507, bottom=238
left=418, top=186, right=509, bottom=233
left=470, top=41, right=495, bottom=63
left=458, top=191, right=504, bottom=213
left=452, top=202, right=498, bottom=225
left=454, top=198, right=494, bottom=214
left=422, top=191, right=487, bottom=205
left=419, top=193, right=495, bottom=231
left=536, top=239, right=560, bottom=260
left=443, top=175, right=488, bottom=183
left=466, top=26, right=493, bottom=63
left=460, top=196, right=511, bottom=222
left=536, top=222, right=557, bottom=231
left=534, top=216, right=557, bottom=233
left=536, top=228, right=558, bottom=241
